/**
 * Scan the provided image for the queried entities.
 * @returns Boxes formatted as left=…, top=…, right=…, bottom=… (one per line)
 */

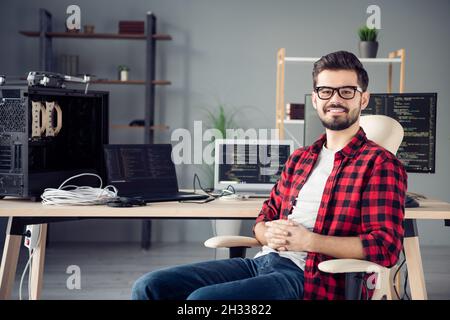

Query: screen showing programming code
left=363, top=93, right=437, bottom=173
left=217, top=142, right=292, bottom=184
left=103, top=144, right=178, bottom=194
left=304, top=93, right=437, bottom=173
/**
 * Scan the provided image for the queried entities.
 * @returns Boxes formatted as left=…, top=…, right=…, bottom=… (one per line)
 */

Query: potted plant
left=117, top=65, right=130, bottom=81
left=358, top=26, right=379, bottom=58
left=201, top=104, right=242, bottom=255
left=200, top=103, right=239, bottom=187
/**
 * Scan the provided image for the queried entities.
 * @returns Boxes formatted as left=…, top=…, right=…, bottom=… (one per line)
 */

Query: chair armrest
left=204, top=236, right=261, bottom=249
left=318, top=259, right=388, bottom=274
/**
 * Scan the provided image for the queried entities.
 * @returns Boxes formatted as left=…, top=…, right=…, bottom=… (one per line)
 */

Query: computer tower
left=0, top=86, right=108, bottom=200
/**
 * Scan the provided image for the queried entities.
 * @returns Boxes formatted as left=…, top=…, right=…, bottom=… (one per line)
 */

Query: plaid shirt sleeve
left=359, top=156, right=408, bottom=267
left=253, top=150, right=299, bottom=230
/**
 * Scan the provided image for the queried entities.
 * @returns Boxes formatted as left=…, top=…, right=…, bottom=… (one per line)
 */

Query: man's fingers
left=271, top=219, right=296, bottom=226
left=269, top=238, right=287, bottom=245
left=266, top=220, right=296, bottom=227
left=267, top=240, right=278, bottom=249
left=266, top=234, right=287, bottom=243
left=267, top=226, right=289, bottom=236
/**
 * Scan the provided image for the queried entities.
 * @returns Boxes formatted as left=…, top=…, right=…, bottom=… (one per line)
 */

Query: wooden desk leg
left=0, top=233, right=22, bottom=299
left=29, top=224, right=47, bottom=300
left=404, top=236, right=428, bottom=300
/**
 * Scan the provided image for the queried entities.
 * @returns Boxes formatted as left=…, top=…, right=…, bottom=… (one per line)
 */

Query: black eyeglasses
left=315, top=86, right=363, bottom=100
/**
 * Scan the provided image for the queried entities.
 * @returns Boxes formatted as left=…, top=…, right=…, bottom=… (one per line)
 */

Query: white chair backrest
left=359, top=115, right=404, bottom=155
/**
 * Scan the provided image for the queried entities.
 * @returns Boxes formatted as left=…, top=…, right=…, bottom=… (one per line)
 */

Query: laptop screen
left=104, top=144, right=178, bottom=195
left=214, top=139, right=293, bottom=193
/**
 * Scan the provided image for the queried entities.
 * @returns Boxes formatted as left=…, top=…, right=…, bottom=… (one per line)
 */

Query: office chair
left=204, top=115, right=405, bottom=300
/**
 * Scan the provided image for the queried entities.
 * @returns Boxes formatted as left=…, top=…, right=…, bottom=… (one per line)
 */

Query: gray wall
left=0, top=0, right=449, bottom=245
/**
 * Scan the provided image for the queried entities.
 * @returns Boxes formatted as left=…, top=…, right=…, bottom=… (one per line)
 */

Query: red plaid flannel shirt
left=254, top=127, right=407, bottom=300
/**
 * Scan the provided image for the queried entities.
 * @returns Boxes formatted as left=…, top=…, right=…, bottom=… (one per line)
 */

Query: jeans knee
left=131, top=272, right=164, bottom=300
left=131, top=276, right=151, bottom=300
left=187, top=286, right=216, bottom=300
left=132, top=268, right=182, bottom=300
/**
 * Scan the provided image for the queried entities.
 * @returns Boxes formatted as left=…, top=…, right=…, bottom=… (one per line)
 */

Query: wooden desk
left=1, top=197, right=449, bottom=300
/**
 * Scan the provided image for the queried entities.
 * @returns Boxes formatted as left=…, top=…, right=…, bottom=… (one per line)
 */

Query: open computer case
left=0, top=86, right=108, bottom=200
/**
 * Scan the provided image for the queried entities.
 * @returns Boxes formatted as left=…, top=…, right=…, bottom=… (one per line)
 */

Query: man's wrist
left=254, top=221, right=267, bottom=246
left=307, top=231, right=320, bottom=252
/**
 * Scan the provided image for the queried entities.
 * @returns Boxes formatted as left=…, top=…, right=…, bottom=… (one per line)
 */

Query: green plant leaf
left=358, top=25, right=378, bottom=41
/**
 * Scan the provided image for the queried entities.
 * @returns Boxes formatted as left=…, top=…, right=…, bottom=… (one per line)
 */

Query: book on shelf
left=118, top=21, right=145, bottom=34
left=285, top=103, right=304, bottom=120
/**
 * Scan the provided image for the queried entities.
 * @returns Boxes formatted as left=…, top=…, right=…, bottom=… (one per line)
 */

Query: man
left=132, top=51, right=407, bottom=300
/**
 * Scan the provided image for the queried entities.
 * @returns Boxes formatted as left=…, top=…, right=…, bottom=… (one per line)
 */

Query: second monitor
left=303, top=93, right=437, bottom=173
left=214, top=139, right=293, bottom=195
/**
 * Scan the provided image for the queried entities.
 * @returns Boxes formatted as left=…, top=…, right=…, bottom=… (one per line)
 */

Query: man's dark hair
left=312, top=51, right=369, bottom=91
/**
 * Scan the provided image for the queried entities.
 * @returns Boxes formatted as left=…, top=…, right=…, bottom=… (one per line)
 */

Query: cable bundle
left=41, top=173, right=118, bottom=205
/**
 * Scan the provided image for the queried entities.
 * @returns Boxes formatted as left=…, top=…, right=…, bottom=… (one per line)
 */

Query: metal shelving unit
left=20, top=9, right=172, bottom=143
left=20, top=8, right=173, bottom=249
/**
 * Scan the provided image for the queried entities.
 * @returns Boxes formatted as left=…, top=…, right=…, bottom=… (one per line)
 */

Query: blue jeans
left=131, top=252, right=304, bottom=300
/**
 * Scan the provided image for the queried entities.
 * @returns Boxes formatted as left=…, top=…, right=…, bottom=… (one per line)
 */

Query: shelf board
left=92, top=80, right=171, bottom=85
left=277, top=119, right=304, bottom=124
left=284, top=57, right=401, bottom=63
left=152, top=34, right=172, bottom=40
left=111, top=124, right=169, bottom=131
left=284, top=119, right=304, bottom=124
left=20, top=31, right=172, bottom=40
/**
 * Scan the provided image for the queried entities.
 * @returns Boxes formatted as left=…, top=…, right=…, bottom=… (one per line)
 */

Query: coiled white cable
left=41, top=173, right=118, bottom=206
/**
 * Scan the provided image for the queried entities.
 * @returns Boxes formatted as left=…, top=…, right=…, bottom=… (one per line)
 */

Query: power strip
left=24, top=225, right=41, bottom=250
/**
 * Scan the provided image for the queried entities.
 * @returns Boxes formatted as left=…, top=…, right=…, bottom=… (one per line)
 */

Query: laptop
left=103, top=144, right=209, bottom=203
left=213, top=139, right=294, bottom=197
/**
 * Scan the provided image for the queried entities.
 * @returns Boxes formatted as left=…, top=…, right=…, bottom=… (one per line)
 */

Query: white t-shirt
left=254, top=144, right=336, bottom=270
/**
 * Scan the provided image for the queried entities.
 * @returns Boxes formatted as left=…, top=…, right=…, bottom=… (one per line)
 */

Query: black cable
left=391, top=248, right=411, bottom=300
left=193, top=173, right=236, bottom=197
left=193, top=173, right=209, bottom=194
left=393, top=255, right=406, bottom=299
left=181, top=174, right=214, bottom=203
left=363, top=251, right=406, bottom=300
left=223, top=184, right=236, bottom=195
left=400, top=249, right=411, bottom=300
left=403, top=268, right=411, bottom=300
left=182, top=174, right=236, bottom=204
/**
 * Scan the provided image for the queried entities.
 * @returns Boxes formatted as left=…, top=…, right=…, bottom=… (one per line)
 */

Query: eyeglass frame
left=314, top=86, right=364, bottom=100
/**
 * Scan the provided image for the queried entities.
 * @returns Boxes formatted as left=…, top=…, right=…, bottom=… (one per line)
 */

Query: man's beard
left=318, top=103, right=361, bottom=131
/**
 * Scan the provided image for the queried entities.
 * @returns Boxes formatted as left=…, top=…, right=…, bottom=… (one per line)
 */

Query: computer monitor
left=213, top=139, right=294, bottom=193
left=303, top=93, right=437, bottom=173
left=303, top=94, right=324, bottom=148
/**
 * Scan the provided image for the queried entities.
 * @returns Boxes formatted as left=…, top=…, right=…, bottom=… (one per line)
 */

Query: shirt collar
left=310, top=127, right=368, bottom=158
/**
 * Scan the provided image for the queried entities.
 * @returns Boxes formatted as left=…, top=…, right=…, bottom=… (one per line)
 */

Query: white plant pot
left=212, top=220, right=242, bottom=236
left=120, top=70, right=128, bottom=81
left=211, top=220, right=242, bottom=260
